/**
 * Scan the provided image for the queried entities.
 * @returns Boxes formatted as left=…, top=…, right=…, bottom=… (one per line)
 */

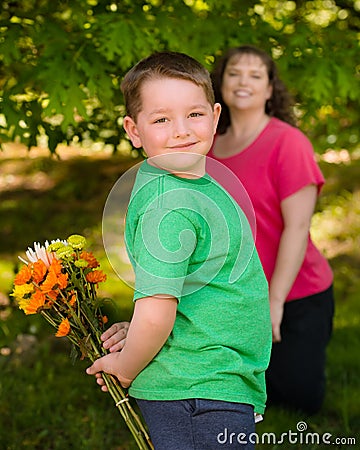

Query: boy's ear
left=123, top=116, right=142, bottom=148
left=213, top=103, right=222, bottom=134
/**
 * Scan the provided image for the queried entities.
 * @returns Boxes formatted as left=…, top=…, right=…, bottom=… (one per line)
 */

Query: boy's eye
left=189, top=112, right=203, bottom=118
left=154, top=118, right=168, bottom=123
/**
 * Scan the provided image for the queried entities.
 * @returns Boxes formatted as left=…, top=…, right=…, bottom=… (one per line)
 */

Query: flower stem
left=101, top=373, right=154, bottom=450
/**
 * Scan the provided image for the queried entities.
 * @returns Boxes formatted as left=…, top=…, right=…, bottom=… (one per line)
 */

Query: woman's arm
left=86, top=294, right=178, bottom=387
left=270, top=184, right=317, bottom=342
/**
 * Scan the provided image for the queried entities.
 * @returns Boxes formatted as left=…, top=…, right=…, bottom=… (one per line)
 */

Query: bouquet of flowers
left=11, top=234, right=153, bottom=450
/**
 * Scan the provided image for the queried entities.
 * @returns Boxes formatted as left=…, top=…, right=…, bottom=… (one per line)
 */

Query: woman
left=208, top=45, right=334, bottom=414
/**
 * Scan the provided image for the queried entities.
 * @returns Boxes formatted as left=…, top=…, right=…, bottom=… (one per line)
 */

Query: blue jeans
left=136, top=399, right=255, bottom=450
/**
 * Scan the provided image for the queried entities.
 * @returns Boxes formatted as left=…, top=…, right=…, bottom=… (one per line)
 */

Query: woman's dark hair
left=211, top=45, right=296, bottom=134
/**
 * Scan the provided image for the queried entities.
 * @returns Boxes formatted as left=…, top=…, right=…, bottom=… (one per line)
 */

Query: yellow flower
left=55, top=245, right=74, bottom=259
left=67, top=234, right=86, bottom=250
left=74, top=259, right=88, bottom=268
left=47, top=241, right=66, bottom=252
left=17, top=297, right=31, bottom=313
left=11, top=284, right=34, bottom=302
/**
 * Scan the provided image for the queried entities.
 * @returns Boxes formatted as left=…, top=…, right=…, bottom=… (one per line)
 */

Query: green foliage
left=0, top=336, right=138, bottom=450
left=0, top=0, right=359, bottom=154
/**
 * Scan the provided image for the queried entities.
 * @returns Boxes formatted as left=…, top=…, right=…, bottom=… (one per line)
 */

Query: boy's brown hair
left=121, top=51, right=215, bottom=121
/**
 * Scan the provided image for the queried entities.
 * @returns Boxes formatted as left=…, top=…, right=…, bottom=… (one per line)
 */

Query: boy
left=87, top=52, right=271, bottom=449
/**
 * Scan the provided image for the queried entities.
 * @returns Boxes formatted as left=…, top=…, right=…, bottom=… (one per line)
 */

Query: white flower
left=19, top=239, right=67, bottom=267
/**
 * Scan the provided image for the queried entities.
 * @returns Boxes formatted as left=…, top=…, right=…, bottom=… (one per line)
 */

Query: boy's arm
left=86, top=294, right=178, bottom=387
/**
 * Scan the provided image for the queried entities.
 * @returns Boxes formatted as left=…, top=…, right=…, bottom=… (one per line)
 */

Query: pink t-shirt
left=208, top=117, right=333, bottom=302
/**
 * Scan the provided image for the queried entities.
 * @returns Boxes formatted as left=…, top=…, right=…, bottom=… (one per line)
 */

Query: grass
left=0, top=143, right=359, bottom=449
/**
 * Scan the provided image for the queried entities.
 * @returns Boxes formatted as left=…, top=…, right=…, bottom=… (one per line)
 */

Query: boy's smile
left=123, top=77, right=221, bottom=177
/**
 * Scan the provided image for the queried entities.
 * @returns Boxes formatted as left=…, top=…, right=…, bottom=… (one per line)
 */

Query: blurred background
left=0, top=1, right=359, bottom=449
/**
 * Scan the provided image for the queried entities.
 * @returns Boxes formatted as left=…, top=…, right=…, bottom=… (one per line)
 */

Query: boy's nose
left=173, top=119, right=190, bottom=138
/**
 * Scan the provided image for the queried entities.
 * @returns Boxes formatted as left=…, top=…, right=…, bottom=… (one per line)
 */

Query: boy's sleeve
left=130, top=208, right=197, bottom=301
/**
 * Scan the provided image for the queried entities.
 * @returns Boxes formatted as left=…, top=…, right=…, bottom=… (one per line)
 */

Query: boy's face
left=123, top=77, right=221, bottom=177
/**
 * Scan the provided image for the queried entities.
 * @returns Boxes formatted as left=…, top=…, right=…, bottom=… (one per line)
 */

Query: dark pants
left=136, top=399, right=255, bottom=450
left=266, top=285, right=335, bottom=415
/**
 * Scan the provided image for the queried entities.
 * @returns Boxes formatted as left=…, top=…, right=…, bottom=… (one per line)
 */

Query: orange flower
left=56, top=318, right=71, bottom=337
left=102, top=315, right=108, bottom=325
left=86, top=270, right=107, bottom=284
left=68, top=292, right=77, bottom=307
left=45, top=289, right=59, bottom=302
left=25, top=290, right=46, bottom=315
left=49, top=258, right=63, bottom=276
left=57, top=272, right=68, bottom=289
left=14, top=264, right=32, bottom=285
left=80, top=251, right=100, bottom=268
left=41, top=270, right=68, bottom=293
left=32, top=260, right=48, bottom=284
left=41, top=270, right=59, bottom=293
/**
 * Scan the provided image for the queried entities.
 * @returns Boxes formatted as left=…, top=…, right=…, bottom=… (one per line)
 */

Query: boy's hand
left=88, top=295, right=177, bottom=391
left=86, top=353, right=133, bottom=389
left=101, top=321, right=130, bottom=352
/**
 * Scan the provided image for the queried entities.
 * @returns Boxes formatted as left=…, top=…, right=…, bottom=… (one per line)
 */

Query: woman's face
left=221, top=53, right=273, bottom=113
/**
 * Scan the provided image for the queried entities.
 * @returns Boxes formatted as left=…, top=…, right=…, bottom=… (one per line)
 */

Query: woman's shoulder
left=268, top=117, right=312, bottom=147
left=269, top=117, right=300, bottom=134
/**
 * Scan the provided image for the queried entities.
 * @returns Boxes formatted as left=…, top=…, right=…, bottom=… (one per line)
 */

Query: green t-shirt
left=125, top=160, right=271, bottom=413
